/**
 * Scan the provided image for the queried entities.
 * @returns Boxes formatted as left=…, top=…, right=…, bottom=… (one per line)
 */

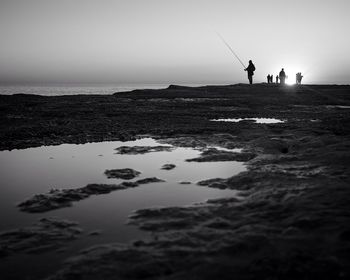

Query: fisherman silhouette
left=296, top=72, right=303, bottom=84
left=270, top=74, right=273, bottom=83
left=267, top=74, right=270, bottom=83
left=245, top=60, right=256, bottom=84
left=279, top=68, right=286, bottom=85
left=276, top=75, right=279, bottom=83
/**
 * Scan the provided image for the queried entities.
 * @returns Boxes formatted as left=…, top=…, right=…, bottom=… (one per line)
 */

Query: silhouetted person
left=299, top=73, right=303, bottom=84
left=267, top=74, right=270, bottom=83
left=276, top=75, right=279, bottom=83
left=269, top=74, right=273, bottom=83
left=245, top=60, right=255, bottom=84
left=296, top=72, right=303, bottom=84
left=279, top=68, right=286, bottom=85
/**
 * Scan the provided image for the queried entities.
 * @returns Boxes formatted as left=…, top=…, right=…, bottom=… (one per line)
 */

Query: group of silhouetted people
left=264, top=68, right=287, bottom=84
left=267, top=74, right=274, bottom=83
left=244, top=60, right=303, bottom=85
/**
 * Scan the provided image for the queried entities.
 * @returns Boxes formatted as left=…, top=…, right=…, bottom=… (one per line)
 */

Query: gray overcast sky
left=0, top=0, right=349, bottom=85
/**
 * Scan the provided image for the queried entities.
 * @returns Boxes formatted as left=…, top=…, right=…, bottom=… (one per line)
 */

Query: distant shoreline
left=0, top=83, right=349, bottom=97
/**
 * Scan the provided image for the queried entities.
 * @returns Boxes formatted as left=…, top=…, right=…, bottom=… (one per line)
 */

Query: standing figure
left=245, top=60, right=256, bottom=84
left=270, top=74, right=273, bottom=83
left=296, top=72, right=303, bottom=84
left=279, top=68, right=286, bottom=85
left=276, top=75, right=279, bottom=83
left=267, top=74, right=270, bottom=83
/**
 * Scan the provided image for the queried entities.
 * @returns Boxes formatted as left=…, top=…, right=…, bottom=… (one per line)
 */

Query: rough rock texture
left=135, top=177, right=165, bottom=185
left=197, top=178, right=229, bottom=189
left=1, top=84, right=350, bottom=279
left=1, top=84, right=349, bottom=151
left=115, top=145, right=173, bottom=154
left=104, top=168, right=141, bottom=179
left=0, top=218, right=82, bottom=258
left=47, top=130, right=350, bottom=279
left=18, top=178, right=164, bottom=213
left=186, top=148, right=255, bottom=162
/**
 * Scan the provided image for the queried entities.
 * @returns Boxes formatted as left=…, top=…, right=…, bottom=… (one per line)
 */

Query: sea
left=0, top=83, right=206, bottom=96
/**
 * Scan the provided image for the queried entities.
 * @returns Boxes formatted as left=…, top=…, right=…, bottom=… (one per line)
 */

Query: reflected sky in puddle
left=325, top=105, right=350, bottom=109
left=211, top=118, right=284, bottom=124
left=0, top=138, right=245, bottom=245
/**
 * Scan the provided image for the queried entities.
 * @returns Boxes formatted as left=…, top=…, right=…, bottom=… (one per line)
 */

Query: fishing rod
left=216, top=32, right=246, bottom=69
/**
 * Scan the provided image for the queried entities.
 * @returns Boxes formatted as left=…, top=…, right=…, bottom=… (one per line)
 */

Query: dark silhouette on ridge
left=279, top=68, right=286, bottom=85
left=276, top=75, right=279, bottom=84
left=245, top=60, right=256, bottom=84
left=296, top=72, right=303, bottom=84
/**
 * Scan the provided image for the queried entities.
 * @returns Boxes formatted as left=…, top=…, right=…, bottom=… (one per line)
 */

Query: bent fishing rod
left=216, top=32, right=246, bottom=69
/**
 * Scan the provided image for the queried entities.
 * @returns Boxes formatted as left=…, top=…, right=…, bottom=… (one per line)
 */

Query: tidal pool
left=325, top=105, right=350, bottom=109
left=0, top=138, right=246, bottom=278
left=211, top=118, right=284, bottom=124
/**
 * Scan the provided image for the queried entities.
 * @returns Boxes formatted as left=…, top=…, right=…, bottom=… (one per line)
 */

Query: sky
left=0, top=0, right=349, bottom=85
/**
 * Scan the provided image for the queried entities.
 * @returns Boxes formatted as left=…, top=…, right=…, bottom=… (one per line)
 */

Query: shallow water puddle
left=0, top=138, right=246, bottom=278
left=325, top=105, right=350, bottom=109
left=211, top=118, right=284, bottom=124
left=0, top=138, right=244, bottom=242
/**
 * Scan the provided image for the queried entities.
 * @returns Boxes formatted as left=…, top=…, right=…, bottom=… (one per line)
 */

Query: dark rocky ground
left=1, top=83, right=350, bottom=279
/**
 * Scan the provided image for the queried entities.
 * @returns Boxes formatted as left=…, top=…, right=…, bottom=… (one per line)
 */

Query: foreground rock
left=161, top=164, right=176, bottom=170
left=18, top=178, right=164, bottom=213
left=135, top=177, right=165, bottom=184
left=1, top=85, right=350, bottom=279
left=46, top=174, right=350, bottom=279
left=115, top=145, right=173, bottom=154
left=186, top=148, right=255, bottom=162
left=197, top=177, right=229, bottom=189
left=0, top=218, right=82, bottom=258
left=104, top=168, right=141, bottom=179
left=46, top=129, right=350, bottom=280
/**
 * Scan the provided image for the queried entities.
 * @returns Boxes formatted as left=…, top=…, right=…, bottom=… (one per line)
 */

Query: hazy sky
left=0, top=0, right=349, bottom=85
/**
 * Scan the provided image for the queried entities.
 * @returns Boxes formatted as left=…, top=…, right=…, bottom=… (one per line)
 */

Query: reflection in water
left=211, top=118, right=285, bottom=124
left=325, top=105, right=350, bottom=109
left=0, top=138, right=246, bottom=278
left=0, top=138, right=245, bottom=240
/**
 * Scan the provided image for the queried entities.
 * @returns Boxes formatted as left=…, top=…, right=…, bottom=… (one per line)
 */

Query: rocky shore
left=1, top=83, right=350, bottom=279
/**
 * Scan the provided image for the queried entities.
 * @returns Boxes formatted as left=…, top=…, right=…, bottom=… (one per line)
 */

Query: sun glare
left=284, top=66, right=304, bottom=85
left=286, top=76, right=295, bottom=85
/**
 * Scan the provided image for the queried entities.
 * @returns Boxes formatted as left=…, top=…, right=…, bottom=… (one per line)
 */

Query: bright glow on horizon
left=275, top=65, right=305, bottom=85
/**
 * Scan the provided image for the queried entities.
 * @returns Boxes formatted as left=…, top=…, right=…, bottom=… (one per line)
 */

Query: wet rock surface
left=197, top=177, right=229, bottom=189
left=161, top=163, right=176, bottom=170
left=186, top=148, right=255, bottom=162
left=1, top=84, right=350, bottom=279
left=18, top=178, right=164, bottom=213
left=0, top=218, right=82, bottom=258
left=135, top=177, right=165, bottom=184
left=115, top=145, right=173, bottom=154
left=104, top=168, right=141, bottom=179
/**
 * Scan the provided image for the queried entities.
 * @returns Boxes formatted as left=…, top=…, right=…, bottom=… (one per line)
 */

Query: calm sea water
left=0, top=84, right=204, bottom=96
